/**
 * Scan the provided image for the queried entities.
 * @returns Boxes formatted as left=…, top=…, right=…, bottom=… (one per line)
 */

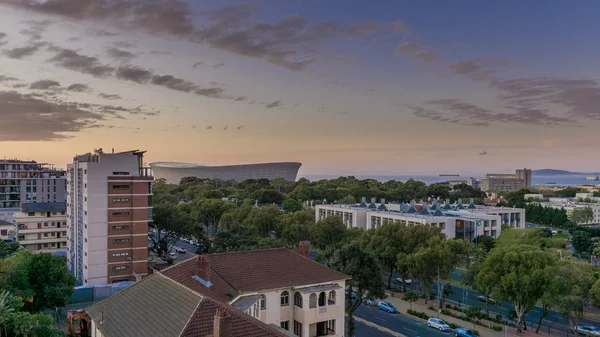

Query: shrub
left=446, top=304, right=452, bottom=309
left=407, top=309, right=429, bottom=320
left=490, top=325, right=503, bottom=331
left=471, top=329, right=480, bottom=336
left=448, top=322, right=459, bottom=329
left=441, top=309, right=452, bottom=316
left=428, top=305, right=435, bottom=311
left=428, top=290, right=436, bottom=300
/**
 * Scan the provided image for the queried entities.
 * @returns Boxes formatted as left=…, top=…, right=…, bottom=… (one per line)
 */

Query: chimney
left=297, top=240, right=310, bottom=258
left=458, top=198, right=463, bottom=205
left=196, top=255, right=211, bottom=282
left=213, top=308, right=231, bottom=337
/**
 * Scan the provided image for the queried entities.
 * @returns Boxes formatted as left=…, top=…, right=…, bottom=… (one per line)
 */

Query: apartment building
left=15, top=202, right=67, bottom=253
left=86, top=245, right=347, bottom=337
left=67, top=148, right=153, bottom=286
left=0, top=159, right=66, bottom=223
left=0, top=219, right=16, bottom=242
left=478, top=168, right=532, bottom=192
left=540, top=201, right=600, bottom=225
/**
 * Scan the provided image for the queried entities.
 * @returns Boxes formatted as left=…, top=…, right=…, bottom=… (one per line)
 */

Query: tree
left=554, top=260, right=597, bottom=334
left=280, top=209, right=315, bottom=245
left=396, top=224, right=442, bottom=292
left=337, top=195, right=356, bottom=204
left=0, top=241, right=19, bottom=259
left=403, top=289, right=419, bottom=310
left=152, top=201, right=192, bottom=257
left=571, top=230, right=594, bottom=254
left=281, top=198, right=303, bottom=213
left=331, top=243, right=385, bottom=337
left=479, top=245, right=555, bottom=331
left=310, top=217, right=347, bottom=252
left=474, top=266, right=496, bottom=316
left=571, top=207, right=594, bottom=224
left=591, top=278, right=600, bottom=308
left=191, top=199, right=234, bottom=234
left=0, top=290, right=16, bottom=337
left=365, top=223, right=404, bottom=289
left=474, top=235, right=495, bottom=253
left=244, top=205, right=282, bottom=236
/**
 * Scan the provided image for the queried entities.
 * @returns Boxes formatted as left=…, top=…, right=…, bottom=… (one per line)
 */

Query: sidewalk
left=384, top=292, right=555, bottom=337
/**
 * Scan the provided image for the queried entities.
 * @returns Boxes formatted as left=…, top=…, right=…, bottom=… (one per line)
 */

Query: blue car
left=377, top=301, right=397, bottom=313
left=345, top=288, right=357, bottom=299
left=454, top=328, right=478, bottom=337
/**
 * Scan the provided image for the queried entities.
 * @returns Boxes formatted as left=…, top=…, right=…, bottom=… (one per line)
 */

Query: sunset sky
left=1, top=0, right=599, bottom=176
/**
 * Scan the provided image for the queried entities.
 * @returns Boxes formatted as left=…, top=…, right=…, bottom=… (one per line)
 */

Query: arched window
left=318, top=292, right=327, bottom=307
left=294, top=292, right=303, bottom=308
left=260, top=294, right=266, bottom=310
left=309, top=293, right=318, bottom=308
left=328, top=290, right=336, bottom=305
left=280, top=291, right=290, bottom=306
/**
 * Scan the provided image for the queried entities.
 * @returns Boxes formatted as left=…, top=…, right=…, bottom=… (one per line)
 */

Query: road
left=351, top=320, right=397, bottom=337
left=149, top=232, right=197, bottom=263
left=355, top=305, right=450, bottom=337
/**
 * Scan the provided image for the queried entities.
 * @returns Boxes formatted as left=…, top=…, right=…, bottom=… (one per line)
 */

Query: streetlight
left=557, top=249, right=563, bottom=260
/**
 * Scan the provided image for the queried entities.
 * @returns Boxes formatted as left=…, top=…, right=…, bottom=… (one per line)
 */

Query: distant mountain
left=533, top=169, right=586, bottom=175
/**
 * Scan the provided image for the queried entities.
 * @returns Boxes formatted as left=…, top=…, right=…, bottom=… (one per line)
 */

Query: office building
left=86, top=245, right=347, bottom=337
left=0, top=159, right=66, bottom=223
left=67, top=149, right=153, bottom=285
left=15, top=202, right=67, bottom=253
left=150, top=161, right=302, bottom=184
left=478, top=168, right=532, bottom=192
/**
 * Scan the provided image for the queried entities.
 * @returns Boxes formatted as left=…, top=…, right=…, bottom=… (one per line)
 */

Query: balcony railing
left=19, top=228, right=67, bottom=234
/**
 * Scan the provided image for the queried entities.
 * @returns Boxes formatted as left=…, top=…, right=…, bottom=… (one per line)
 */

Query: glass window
left=281, top=291, right=290, bottom=306
left=260, top=294, right=266, bottom=310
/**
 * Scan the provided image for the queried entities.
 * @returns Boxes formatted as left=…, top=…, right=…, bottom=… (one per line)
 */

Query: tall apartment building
left=15, top=202, right=67, bottom=253
left=67, top=149, right=153, bottom=286
left=479, top=168, right=532, bottom=192
left=0, top=160, right=66, bottom=223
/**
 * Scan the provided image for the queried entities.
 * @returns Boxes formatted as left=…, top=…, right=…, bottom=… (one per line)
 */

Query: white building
left=0, top=219, right=16, bottom=243
left=15, top=202, right=67, bottom=253
left=541, top=201, right=600, bottom=225
left=67, top=148, right=153, bottom=286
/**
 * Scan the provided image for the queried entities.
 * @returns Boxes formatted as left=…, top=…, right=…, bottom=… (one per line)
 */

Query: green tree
left=152, top=201, right=192, bottom=257
left=337, top=195, right=356, bottom=204
left=403, top=289, right=419, bottom=310
left=395, top=224, right=442, bottom=292
left=191, top=199, right=234, bottom=234
left=474, top=266, right=496, bottom=315
left=571, top=230, right=594, bottom=253
left=0, top=241, right=19, bottom=259
left=281, top=198, right=303, bottom=213
left=479, top=245, right=555, bottom=331
left=310, top=217, right=347, bottom=252
left=280, top=209, right=315, bottom=245
left=0, top=290, right=16, bottom=337
left=591, top=278, right=600, bottom=308
left=365, top=223, right=404, bottom=289
left=474, top=235, right=495, bottom=253
left=331, top=242, right=386, bottom=337
left=571, top=207, right=594, bottom=224
left=554, top=260, right=597, bottom=334
left=244, top=205, right=282, bottom=236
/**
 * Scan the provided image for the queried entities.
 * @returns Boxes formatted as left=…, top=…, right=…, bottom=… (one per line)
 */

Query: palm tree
left=0, top=290, right=15, bottom=337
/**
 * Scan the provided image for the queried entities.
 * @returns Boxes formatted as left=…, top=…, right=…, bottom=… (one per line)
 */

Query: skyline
left=1, top=0, right=599, bottom=175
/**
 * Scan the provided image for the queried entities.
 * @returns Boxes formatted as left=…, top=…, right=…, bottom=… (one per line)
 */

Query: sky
left=0, top=0, right=599, bottom=176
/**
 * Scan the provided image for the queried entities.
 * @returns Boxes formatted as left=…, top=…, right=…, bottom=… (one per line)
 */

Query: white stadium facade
left=150, top=162, right=302, bottom=184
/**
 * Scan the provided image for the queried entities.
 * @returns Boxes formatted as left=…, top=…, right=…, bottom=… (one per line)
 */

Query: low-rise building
left=86, top=244, right=348, bottom=337
left=0, top=219, right=16, bottom=242
left=15, top=202, right=67, bottom=253
left=540, top=201, right=600, bottom=225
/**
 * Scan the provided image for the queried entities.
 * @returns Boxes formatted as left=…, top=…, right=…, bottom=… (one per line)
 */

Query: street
left=352, top=320, right=397, bottom=337
left=355, top=305, right=450, bottom=337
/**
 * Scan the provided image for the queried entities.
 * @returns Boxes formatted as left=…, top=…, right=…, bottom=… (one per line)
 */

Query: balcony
left=19, top=237, right=68, bottom=245
left=19, top=227, right=67, bottom=234
left=293, top=304, right=342, bottom=325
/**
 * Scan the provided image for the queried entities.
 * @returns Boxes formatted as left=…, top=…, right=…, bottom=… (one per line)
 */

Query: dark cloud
left=192, top=61, right=203, bottom=68
left=395, top=42, right=440, bottom=64
left=66, top=36, right=81, bottom=42
left=236, top=125, right=244, bottom=130
left=98, top=93, right=121, bottom=100
left=115, top=65, right=153, bottom=83
left=1, top=0, right=398, bottom=71
left=3, top=42, right=46, bottom=59
left=106, top=47, right=136, bottom=60
left=29, top=79, right=61, bottom=90
left=449, top=59, right=516, bottom=82
left=88, top=29, right=118, bottom=37
left=149, top=50, right=171, bottom=55
left=479, top=151, right=488, bottom=156
left=19, top=19, right=52, bottom=41
left=0, top=75, right=18, bottom=83
left=0, top=32, right=6, bottom=46
left=113, top=41, right=135, bottom=49
left=66, top=83, right=90, bottom=92
left=222, top=125, right=228, bottom=131
left=265, top=100, right=282, bottom=109
left=48, top=47, right=115, bottom=77
left=151, top=75, right=197, bottom=93
left=234, top=96, right=247, bottom=101
left=194, top=87, right=225, bottom=98
left=206, top=125, right=212, bottom=130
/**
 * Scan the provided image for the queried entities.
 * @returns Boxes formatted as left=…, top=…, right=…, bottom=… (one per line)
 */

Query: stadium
left=150, top=162, right=302, bottom=184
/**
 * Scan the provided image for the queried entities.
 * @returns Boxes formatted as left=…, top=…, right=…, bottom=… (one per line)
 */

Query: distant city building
left=0, top=219, right=16, bottom=243
left=479, top=168, right=532, bottom=192
left=538, top=200, right=600, bottom=225
left=67, top=148, right=153, bottom=285
left=448, top=177, right=478, bottom=189
left=15, top=202, right=67, bottom=253
left=316, top=198, right=525, bottom=240
left=150, top=161, right=302, bottom=184
left=0, top=159, right=66, bottom=223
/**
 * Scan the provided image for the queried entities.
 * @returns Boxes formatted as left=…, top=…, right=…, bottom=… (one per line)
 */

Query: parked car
left=362, top=298, right=377, bottom=306
left=175, top=247, right=186, bottom=253
left=455, top=328, right=478, bottom=337
left=395, top=277, right=413, bottom=284
left=377, top=301, right=397, bottom=313
left=477, top=295, right=496, bottom=304
left=427, top=318, right=451, bottom=332
left=576, top=326, right=600, bottom=336
left=168, top=252, right=178, bottom=259
left=345, top=288, right=357, bottom=299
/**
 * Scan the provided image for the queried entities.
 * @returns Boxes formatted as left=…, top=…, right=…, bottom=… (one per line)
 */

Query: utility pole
left=437, top=265, right=441, bottom=318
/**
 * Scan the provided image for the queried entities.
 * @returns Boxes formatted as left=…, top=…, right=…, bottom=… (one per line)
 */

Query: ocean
left=301, top=174, right=600, bottom=187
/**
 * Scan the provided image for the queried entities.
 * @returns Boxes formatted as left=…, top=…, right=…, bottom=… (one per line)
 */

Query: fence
left=67, top=281, right=135, bottom=304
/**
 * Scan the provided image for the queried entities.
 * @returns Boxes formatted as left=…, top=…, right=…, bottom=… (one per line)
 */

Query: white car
left=175, top=247, right=186, bottom=253
left=576, top=326, right=600, bottom=336
left=427, top=318, right=451, bottom=332
left=395, top=277, right=413, bottom=284
left=168, top=252, right=178, bottom=259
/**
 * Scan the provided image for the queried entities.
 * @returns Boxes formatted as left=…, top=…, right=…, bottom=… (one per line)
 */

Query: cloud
left=1, top=0, right=399, bottom=71
left=479, top=151, right=488, bottom=156
left=0, top=32, right=6, bottom=46
left=206, top=125, right=212, bottom=130
left=395, top=42, right=440, bottom=64
left=66, top=83, right=90, bottom=92
left=265, top=100, right=282, bottom=109
left=194, top=87, right=224, bottom=98
left=19, top=19, right=52, bottom=41
left=449, top=59, right=516, bottom=82
left=29, top=79, right=61, bottom=90
left=113, top=41, right=136, bottom=49
left=115, top=65, right=153, bottom=83
left=106, top=47, right=136, bottom=60
left=192, top=61, right=203, bottom=68
left=237, top=125, right=244, bottom=130
left=0, top=75, right=18, bottom=83
left=3, top=42, right=46, bottom=59
left=212, top=63, right=225, bottom=68
left=48, top=47, right=115, bottom=77
left=151, top=75, right=197, bottom=93
left=149, top=50, right=171, bottom=55
left=222, top=125, right=228, bottom=131
left=98, top=93, right=121, bottom=100
left=88, top=29, right=118, bottom=37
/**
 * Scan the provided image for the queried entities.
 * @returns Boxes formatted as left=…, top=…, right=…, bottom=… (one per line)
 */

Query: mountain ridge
left=533, top=169, right=599, bottom=175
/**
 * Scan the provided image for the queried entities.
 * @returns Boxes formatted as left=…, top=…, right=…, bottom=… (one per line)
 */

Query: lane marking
left=403, top=328, right=417, bottom=333
left=374, top=317, right=386, bottom=322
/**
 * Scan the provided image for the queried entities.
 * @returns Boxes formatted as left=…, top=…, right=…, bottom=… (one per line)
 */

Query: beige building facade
left=15, top=202, right=67, bottom=253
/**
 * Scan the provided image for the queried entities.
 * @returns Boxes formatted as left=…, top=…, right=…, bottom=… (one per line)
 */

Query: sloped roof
left=377, top=203, right=387, bottom=211
left=367, top=202, right=377, bottom=209
left=418, top=207, right=431, bottom=216
left=162, top=248, right=349, bottom=303
left=433, top=209, right=445, bottom=216
left=443, top=203, right=453, bottom=210
left=455, top=203, right=465, bottom=210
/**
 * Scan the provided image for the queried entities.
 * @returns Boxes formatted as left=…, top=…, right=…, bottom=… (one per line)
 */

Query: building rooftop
left=21, top=202, right=66, bottom=213
left=161, top=248, right=349, bottom=303
left=86, top=273, right=287, bottom=337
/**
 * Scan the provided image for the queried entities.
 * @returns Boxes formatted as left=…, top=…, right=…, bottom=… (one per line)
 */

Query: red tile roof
left=161, top=248, right=350, bottom=302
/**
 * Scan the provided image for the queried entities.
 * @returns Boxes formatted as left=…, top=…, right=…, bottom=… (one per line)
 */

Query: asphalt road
left=355, top=305, right=451, bottom=337
left=351, top=320, right=397, bottom=337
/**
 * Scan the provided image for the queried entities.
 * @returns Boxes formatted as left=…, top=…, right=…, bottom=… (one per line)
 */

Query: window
left=112, top=172, right=130, bottom=175
left=294, top=292, right=303, bottom=308
left=260, top=294, right=266, bottom=310
left=112, top=238, right=129, bottom=244
left=61, top=211, right=65, bottom=215
left=112, top=266, right=128, bottom=271
left=328, top=290, right=336, bottom=305
left=112, top=198, right=130, bottom=203
left=112, top=185, right=130, bottom=190
left=27, top=212, right=35, bottom=216
left=280, top=291, right=289, bottom=306
left=280, top=321, right=289, bottom=331
left=294, top=321, right=302, bottom=337
left=0, top=230, right=6, bottom=236
left=112, top=252, right=129, bottom=257
left=112, top=212, right=130, bottom=217
left=44, top=222, right=48, bottom=227
left=44, top=233, right=48, bottom=237
left=112, top=225, right=130, bottom=230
